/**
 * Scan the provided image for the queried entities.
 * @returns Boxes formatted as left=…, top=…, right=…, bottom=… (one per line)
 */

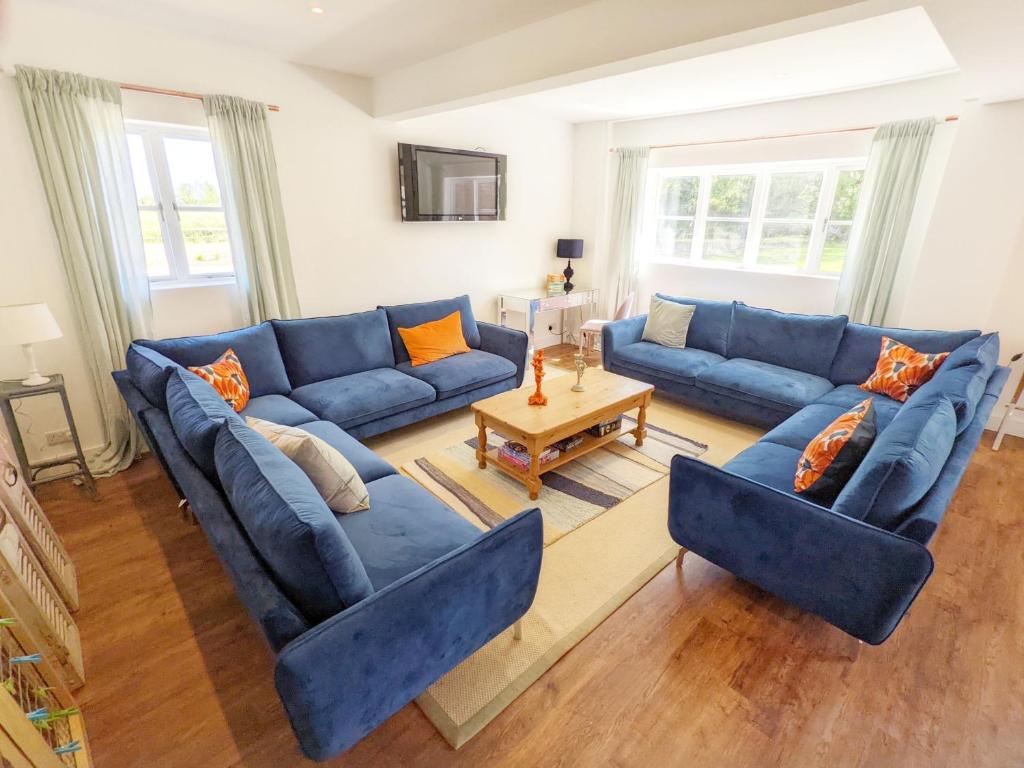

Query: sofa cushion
left=271, top=310, right=395, bottom=388
left=761, top=403, right=850, bottom=451
left=139, top=321, right=292, bottom=398
left=813, top=385, right=903, bottom=432
left=298, top=421, right=397, bottom=484
left=290, top=368, right=436, bottom=430
left=381, top=295, right=481, bottom=364
left=832, top=394, right=958, bottom=530
left=240, top=394, right=317, bottom=427
left=909, top=333, right=999, bottom=433
left=187, top=348, right=250, bottom=412
left=794, top=398, right=877, bottom=506
left=860, top=337, right=949, bottom=403
left=828, top=323, right=981, bottom=385
left=613, top=342, right=725, bottom=385
left=166, top=368, right=240, bottom=480
left=723, top=441, right=804, bottom=499
left=654, top=294, right=734, bottom=356
left=337, top=474, right=482, bottom=590
left=214, top=419, right=374, bottom=623
left=396, top=349, right=516, bottom=400
left=696, top=358, right=834, bottom=411
left=726, top=304, right=847, bottom=378
left=642, top=296, right=694, bottom=348
left=126, top=343, right=179, bottom=410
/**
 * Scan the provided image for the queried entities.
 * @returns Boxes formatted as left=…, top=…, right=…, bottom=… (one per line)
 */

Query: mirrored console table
left=498, top=288, right=600, bottom=352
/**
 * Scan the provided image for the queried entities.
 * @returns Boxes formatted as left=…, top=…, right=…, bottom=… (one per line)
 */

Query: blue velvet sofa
left=603, top=296, right=1008, bottom=644
left=113, top=295, right=542, bottom=760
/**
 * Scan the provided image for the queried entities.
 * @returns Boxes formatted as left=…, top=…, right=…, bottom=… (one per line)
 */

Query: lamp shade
left=557, top=238, right=584, bottom=259
left=0, top=303, right=63, bottom=346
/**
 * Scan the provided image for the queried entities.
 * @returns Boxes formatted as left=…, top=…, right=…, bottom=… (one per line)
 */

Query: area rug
left=400, top=417, right=708, bottom=748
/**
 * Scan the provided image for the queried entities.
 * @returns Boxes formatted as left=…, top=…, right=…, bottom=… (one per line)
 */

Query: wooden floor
left=38, top=347, right=1024, bottom=767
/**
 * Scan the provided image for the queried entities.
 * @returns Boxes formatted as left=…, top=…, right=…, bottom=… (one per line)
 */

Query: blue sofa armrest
left=602, top=315, right=647, bottom=369
left=669, top=455, right=934, bottom=644
left=274, top=507, right=543, bottom=761
left=477, top=321, right=529, bottom=387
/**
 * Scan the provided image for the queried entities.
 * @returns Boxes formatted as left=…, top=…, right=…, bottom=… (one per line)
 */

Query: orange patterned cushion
left=795, top=398, right=876, bottom=503
left=187, top=348, right=250, bottom=412
left=860, top=337, right=949, bottom=402
left=397, top=310, right=471, bottom=367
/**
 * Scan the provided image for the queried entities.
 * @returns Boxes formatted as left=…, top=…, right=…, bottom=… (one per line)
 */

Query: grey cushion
left=642, top=295, right=695, bottom=348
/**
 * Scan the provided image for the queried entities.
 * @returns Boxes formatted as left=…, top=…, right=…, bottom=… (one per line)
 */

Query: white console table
left=498, top=288, right=600, bottom=352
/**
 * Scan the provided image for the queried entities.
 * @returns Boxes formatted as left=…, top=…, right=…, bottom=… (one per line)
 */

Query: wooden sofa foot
left=512, top=619, right=523, bottom=641
left=675, top=547, right=687, bottom=569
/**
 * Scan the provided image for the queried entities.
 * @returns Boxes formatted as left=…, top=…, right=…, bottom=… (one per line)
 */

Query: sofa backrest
left=727, top=303, right=848, bottom=379
left=272, top=310, right=395, bottom=388
left=653, top=294, right=733, bottom=356
left=127, top=343, right=180, bottom=410
left=828, top=323, right=981, bottom=386
left=166, top=368, right=241, bottom=481
left=832, top=392, right=958, bottom=531
left=137, top=321, right=292, bottom=398
left=908, top=333, right=999, bottom=434
left=214, top=418, right=375, bottom=624
left=381, top=295, right=481, bottom=365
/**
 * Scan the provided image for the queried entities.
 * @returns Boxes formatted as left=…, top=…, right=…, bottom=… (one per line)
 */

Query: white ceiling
left=43, top=0, right=596, bottom=77
left=504, top=8, right=958, bottom=123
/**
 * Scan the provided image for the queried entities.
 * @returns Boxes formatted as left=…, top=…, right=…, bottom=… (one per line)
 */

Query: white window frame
left=642, top=157, right=866, bottom=278
left=125, top=120, right=235, bottom=287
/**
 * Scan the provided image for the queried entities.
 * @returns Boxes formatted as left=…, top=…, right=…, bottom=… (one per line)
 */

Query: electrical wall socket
left=45, top=429, right=73, bottom=446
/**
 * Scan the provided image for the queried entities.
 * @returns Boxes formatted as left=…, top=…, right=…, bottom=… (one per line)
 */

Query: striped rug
left=401, top=415, right=707, bottom=547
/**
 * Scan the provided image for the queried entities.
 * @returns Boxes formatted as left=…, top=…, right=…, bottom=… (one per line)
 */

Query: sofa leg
left=675, top=547, right=687, bottom=569
left=512, top=619, right=523, bottom=641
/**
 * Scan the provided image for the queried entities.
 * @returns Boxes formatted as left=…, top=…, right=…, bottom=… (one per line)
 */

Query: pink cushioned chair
left=579, top=294, right=634, bottom=357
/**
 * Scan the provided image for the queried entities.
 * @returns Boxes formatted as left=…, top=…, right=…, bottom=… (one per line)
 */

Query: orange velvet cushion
left=187, top=348, right=250, bottom=412
left=397, top=310, right=471, bottom=367
left=860, top=336, right=949, bottom=403
left=795, top=397, right=876, bottom=503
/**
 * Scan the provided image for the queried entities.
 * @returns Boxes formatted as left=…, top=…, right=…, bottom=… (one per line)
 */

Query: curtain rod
left=610, top=114, right=958, bottom=152
left=119, top=82, right=281, bottom=112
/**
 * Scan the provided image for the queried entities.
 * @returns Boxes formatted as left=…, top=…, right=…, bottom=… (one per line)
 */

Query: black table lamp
left=557, top=238, right=583, bottom=293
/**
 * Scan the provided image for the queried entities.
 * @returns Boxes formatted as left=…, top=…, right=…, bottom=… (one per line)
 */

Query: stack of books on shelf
left=499, top=440, right=559, bottom=471
left=586, top=416, right=622, bottom=437
left=546, top=273, right=566, bottom=296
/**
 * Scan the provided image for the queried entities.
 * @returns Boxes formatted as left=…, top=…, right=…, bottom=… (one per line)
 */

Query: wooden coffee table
left=471, top=368, right=654, bottom=499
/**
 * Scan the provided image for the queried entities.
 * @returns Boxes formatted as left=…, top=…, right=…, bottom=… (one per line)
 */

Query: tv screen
left=398, top=143, right=506, bottom=221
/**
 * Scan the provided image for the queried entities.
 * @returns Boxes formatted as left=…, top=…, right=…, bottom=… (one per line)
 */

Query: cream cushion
left=245, top=417, right=370, bottom=514
left=641, top=295, right=695, bottom=348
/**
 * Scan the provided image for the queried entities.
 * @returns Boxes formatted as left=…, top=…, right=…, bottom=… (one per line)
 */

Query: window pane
left=830, top=170, right=864, bottom=221
left=140, top=210, right=170, bottom=278
left=764, top=171, right=822, bottom=219
left=758, top=222, right=812, bottom=269
left=655, top=219, right=695, bottom=259
left=127, top=134, right=157, bottom=206
left=164, top=137, right=223, bottom=206
left=703, top=220, right=748, bottom=263
left=821, top=223, right=851, bottom=274
left=179, top=211, right=234, bottom=275
left=707, top=175, right=755, bottom=217
left=659, top=176, right=699, bottom=217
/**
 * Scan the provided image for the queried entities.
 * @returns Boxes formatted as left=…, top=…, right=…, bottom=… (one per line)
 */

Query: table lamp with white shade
left=0, top=303, right=63, bottom=386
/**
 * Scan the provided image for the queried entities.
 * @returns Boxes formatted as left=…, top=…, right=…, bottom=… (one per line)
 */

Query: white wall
left=0, top=0, right=574, bottom=463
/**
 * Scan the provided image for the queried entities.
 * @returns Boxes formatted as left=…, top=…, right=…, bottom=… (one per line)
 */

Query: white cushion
left=246, top=417, right=369, bottom=514
left=641, top=295, right=694, bottom=348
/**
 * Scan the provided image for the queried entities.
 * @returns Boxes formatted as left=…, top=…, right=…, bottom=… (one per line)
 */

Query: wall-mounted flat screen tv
left=398, top=143, right=507, bottom=221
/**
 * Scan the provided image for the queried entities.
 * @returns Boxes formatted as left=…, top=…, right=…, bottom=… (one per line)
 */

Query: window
left=645, top=158, right=865, bottom=277
left=125, top=122, right=235, bottom=284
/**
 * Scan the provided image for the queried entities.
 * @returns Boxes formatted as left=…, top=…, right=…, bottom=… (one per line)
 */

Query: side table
left=0, top=374, right=98, bottom=499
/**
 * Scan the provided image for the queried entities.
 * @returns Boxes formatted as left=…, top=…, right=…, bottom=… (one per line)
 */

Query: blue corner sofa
left=603, top=295, right=1008, bottom=644
left=113, top=295, right=542, bottom=760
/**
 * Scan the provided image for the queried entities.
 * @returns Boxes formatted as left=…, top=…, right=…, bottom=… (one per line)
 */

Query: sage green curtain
left=608, top=146, right=650, bottom=314
left=16, top=66, right=152, bottom=476
left=203, top=94, right=299, bottom=323
left=834, top=117, right=935, bottom=324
